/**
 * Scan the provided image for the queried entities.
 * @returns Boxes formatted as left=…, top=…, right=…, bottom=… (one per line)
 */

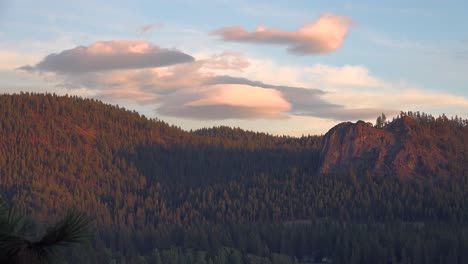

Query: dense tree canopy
left=0, top=93, right=466, bottom=263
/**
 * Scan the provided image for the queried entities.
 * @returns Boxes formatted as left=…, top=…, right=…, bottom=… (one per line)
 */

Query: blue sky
left=1, top=0, right=467, bottom=135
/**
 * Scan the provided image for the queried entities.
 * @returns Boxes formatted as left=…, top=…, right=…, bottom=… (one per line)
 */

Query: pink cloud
left=18, top=39, right=405, bottom=121
left=213, top=13, right=352, bottom=55
left=86, top=40, right=154, bottom=54
left=95, top=88, right=158, bottom=104
left=188, top=84, right=290, bottom=109
left=18, top=40, right=194, bottom=74
left=158, top=84, right=291, bottom=119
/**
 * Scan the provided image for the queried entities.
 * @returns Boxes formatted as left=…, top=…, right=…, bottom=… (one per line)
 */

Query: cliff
left=320, top=115, right=467, bottom=177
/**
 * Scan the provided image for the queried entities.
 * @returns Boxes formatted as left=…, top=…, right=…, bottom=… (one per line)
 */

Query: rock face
left=320, top=116, right=466, bottom=177
left=320, top=121, right=394, bottom=175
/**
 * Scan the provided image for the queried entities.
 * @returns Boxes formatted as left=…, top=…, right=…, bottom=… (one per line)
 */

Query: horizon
left=1, top=0, right=467, bottom=136
left=2, top=91, right=466, bottom=138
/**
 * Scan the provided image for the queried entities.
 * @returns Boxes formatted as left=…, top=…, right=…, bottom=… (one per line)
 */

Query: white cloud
left=307, top=64, right=385, bottom=88
left=225, top=58, right=468, bottom=119
left=0, top=51, right=40, bottom=70
left=200, top=51, right=250, bottom=72
left=398, top=89, right=468, bottom=108
left=227, top=59, right=386, bottom=89
left=322, top=87, right=468, bottom=116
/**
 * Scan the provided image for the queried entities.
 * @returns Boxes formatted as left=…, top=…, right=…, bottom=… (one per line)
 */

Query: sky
left=1, top=0, right=467, bottom=136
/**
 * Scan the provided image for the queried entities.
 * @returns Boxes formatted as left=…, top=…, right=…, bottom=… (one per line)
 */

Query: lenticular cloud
left=158, top=84, right=292, bottom=119
left=18, top=40, right=194, bottom=74
left=213, top=13, right=352, bottom=55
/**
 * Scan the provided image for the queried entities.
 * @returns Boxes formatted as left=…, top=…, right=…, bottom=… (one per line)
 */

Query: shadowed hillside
left=0, top=93, right=467, bottom=263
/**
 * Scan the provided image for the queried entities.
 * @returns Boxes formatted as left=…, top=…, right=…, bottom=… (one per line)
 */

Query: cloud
left=140, top=23, right=162, bottom=34
left=398, top=89, right=468, bottom=108
left=0, top=51, right=40, bottom=70
left=158, top=84, right=291, bottom=119
left=19, top=39, right=466, bottom=123
left=213, top=13, right=352, bottom=55
left=208, top=76, right=331, bottom=111
left=207, top=75, right=392, bottom=120
left=308, top=108, right=399, bottom=121
left=16, top=40, right=395, bottom=120
left=322, top=87, right=468, bottom=115
left=92, top=86, right=158, bottom=105
left=201, top=51, right=250, bottom=71
left=53, top=51, right=252, bottom=104
left=17, top=40, right=194, bottom=74
left=307, top=64, right=385, bottom=87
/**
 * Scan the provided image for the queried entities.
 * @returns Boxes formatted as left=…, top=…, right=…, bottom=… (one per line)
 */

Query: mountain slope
left=0, top=93, right=467, bottom=263
left=320, top=114, right=467, bottom=177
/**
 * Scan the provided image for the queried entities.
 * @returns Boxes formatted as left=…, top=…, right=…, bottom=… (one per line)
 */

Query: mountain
left=0, top=93, right=467, bottom=263
left=321, top=114, right=467, bottom=177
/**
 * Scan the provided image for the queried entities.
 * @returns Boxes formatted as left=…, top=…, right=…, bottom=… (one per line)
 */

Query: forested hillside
left=0, top=93, right=467, bottom=263
left=321, top=113, right=467, bottom=177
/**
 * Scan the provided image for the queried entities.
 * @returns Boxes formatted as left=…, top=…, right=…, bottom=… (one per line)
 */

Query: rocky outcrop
left=320, top=116, right=465, bottom=177
left=320, top=121, right=395, bottom=175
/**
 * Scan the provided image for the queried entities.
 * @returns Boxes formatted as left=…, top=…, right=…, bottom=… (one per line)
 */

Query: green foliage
left=375, top=112, right=387, bottom=128
left=36, top=209, right=93, bottom=249
left=0, top=93, right=466, bottom=263
left=0, top=201, right=92, bottom=264
left=0, top=200, right=29, bottom=237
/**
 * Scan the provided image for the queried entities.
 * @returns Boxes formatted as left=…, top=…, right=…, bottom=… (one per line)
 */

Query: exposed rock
left=320, top=116, right=466, bottom=177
